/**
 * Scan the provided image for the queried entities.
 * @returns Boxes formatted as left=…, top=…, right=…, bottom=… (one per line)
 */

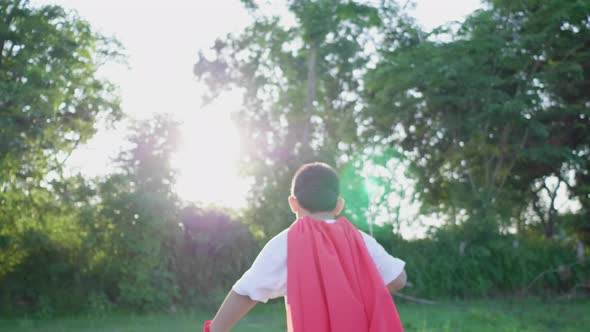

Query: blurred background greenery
left=0, top=0, right=589, bottom=320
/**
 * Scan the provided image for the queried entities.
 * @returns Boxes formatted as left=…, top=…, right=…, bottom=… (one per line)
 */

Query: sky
left=33, top=0, right=485, bottom=210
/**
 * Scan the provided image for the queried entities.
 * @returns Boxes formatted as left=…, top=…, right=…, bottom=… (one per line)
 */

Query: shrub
left=373, top=224, right=590, bottom=298
left=171, top=207, right=258, bottom=307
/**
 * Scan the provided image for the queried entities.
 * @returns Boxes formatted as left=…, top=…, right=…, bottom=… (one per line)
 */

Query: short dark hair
left=291, top=162, right=340, bottom=213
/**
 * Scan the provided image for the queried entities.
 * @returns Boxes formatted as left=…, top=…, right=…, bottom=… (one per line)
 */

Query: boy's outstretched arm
left=209, top=290, right=257, bottom=332
left=387, top=269, right=407, bottom=293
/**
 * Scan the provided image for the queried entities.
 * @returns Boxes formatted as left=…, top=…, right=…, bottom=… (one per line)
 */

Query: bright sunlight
left=45, top=0, right=482, bottom=209
left=173, top=93, right=251, bottom=208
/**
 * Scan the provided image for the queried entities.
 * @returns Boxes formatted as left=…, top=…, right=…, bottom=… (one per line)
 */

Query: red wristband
left=203, top=320, right=213, bottom=332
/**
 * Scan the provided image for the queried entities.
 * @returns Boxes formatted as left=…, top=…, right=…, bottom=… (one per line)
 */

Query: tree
left=95, top=115, right=181, bottom=309
left=0, top=0, right=122, bottom=182
left=194, top=0, right=395, bottom=237
left=0, top=0, right=122, bottom=283
left=363, top=0, right=590, bottom=238
left=489, top=0, right=590, bottom=238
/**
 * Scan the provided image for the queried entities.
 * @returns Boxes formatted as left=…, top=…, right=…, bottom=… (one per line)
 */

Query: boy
left=204, top=162, right=406, bottom=332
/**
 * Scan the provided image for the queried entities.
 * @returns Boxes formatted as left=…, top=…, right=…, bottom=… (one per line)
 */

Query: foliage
left=0, top=0, right=122, bottom=182
left=93, top=115, right=182, bottom=310
left=0, top=115, right=259, bottom=314
left=0, top=175, right=106, bottom=315
left=363, top=0, right=590, bottom=238
left=0, top=0, right=124, bottom=316
left=173, top=206, right=257, bottom=307
left=374, top=224, right=590, bottom=298
left=194, top=0, right=401, bottom=237
left=0, top=0, right=122, bottom=280
left=2, top=0, right=590, bottom=318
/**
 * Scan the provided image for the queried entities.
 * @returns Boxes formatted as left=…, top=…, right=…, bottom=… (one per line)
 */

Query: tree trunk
left=545, top=179, right=561, bottom=239
left=301, top=42, right=317, bottom=156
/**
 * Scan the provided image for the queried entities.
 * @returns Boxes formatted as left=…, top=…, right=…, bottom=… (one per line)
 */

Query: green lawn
left=1, top=298, right=589, bottom=332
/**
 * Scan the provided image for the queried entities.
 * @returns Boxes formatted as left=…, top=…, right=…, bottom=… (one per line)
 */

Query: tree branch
left=491, top=124, right=512, bottom=192
left=393, top=292, right=437, bottom=305
left=467, top=167, right=478, bottom=195
left=499, top=127, right=529, bottom=191
left=524, top=258, right=587, bottom=294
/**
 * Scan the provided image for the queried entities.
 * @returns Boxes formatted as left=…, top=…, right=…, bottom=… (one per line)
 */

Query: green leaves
left=0, top=0, right=125, bottom=313
left=194, top=0, right=397, bottom=235
left=0, top=0, right=123, bottom=184
left=363, top=0, right=590, bottom=237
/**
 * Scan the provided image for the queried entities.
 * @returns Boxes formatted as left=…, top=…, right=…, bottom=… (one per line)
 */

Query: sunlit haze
left=35, top=0, right=484, bottom=209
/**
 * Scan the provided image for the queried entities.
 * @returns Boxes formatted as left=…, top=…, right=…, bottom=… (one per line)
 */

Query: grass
left=1, top=298, right=589, bottom=332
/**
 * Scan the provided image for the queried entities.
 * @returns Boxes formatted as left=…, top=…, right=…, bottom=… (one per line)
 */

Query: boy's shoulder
left=266, top=222, right=375, bottom=246
left=270, top=227, right=290, bottom=241
left=260, top=228, right=289, bottom=252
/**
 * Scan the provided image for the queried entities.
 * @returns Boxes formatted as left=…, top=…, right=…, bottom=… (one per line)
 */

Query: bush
left=0, top=205, right=258, bottom=315
left=373, top=224, right=590, bottom=298
left=171, top=207, right=258, bottom=307
left=0, top=231, right=94, bottom=316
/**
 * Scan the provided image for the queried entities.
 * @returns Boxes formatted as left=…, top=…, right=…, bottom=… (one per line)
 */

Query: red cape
left=286, top=216, right=404, bottom=332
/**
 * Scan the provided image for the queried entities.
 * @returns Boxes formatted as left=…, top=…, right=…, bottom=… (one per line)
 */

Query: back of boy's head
left=291, top=162, right=340, bottom=213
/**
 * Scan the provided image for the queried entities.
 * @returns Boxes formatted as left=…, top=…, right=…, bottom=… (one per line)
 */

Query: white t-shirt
left=233, top=219, right=406, bottom=303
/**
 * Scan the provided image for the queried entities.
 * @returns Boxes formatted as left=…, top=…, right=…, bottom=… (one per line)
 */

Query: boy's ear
left=288, top=195, right=299, bottom=213
left=333, top=197, right=345, bottom=215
